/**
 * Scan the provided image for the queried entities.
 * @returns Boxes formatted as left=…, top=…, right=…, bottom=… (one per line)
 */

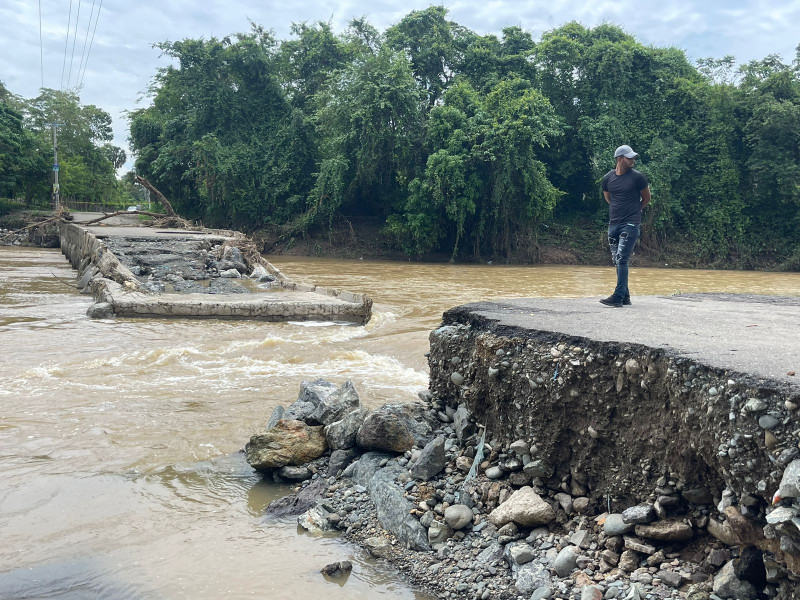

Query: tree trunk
left=134, top=176, right=177, bottom=217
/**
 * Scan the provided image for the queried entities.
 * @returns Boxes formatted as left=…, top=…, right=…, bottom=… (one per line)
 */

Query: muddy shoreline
left=254, top=220, right=797, bottom=273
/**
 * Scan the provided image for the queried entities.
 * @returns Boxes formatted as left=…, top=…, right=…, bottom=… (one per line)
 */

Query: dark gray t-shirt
left=602, top=169, right=649, bottom=225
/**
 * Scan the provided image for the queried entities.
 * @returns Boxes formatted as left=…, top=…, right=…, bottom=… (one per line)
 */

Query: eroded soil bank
left=254, top=294, right=800, bottom=600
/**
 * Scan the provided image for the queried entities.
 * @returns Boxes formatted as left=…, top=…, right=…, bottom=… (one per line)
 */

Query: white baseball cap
left=614, top=145, right=639, bottom=159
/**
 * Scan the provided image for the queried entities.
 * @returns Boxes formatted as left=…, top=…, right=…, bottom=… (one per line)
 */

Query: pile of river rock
left=245, top=380, right=800, bottom=600
left=0, top=223, right=59, bottom=247
left=102, top=239, right=276, bottom=294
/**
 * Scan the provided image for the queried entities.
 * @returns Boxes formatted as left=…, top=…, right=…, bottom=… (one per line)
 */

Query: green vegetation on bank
left=128, top=10, right=800, bottom=267
left=0, top=82, right=138, bottom=213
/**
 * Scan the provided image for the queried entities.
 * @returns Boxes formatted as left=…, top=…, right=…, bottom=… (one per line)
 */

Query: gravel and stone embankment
left=245, top=295, right=800, bottom=600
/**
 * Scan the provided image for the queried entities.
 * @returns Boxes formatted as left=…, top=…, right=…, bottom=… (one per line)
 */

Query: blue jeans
left=608, top=223, right=639, bottom=299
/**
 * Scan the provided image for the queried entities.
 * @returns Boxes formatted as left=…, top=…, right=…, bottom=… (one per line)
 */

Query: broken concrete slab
left=60, top=222, right=372, bottom=324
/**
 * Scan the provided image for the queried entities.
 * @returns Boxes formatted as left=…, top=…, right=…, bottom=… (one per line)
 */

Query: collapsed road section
left=60, top=222, right=372, bottom=324
left=427, top=295, right=800, bottom=585
left=237, top=294, right=799, bottom=599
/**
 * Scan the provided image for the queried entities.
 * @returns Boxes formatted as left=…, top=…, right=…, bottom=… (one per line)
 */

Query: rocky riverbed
left=244, top=378, right=800, bottom=599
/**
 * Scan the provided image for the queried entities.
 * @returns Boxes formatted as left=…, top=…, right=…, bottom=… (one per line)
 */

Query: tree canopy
left=127, top=10, right=800, bottom=265
left=0, top=84, right=128, bottom=206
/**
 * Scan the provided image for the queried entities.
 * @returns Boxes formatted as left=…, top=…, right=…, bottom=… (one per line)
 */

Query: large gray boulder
left=427, top=520, right=453, bottom=545
left=777, top=459, right=800, bottom=499
left=356, top=403, right=435, bottom=453
left=476, top=542, right=504, bottom=564
left=453, top=404, right=475, bottom=441
left=622, top=505, right=654, bottom=524
left=604, top=513, right=635, bottom=536
left=284, top=379, right=338, bottom=422
left=265, top=477, right=327, bottom=518
left=409, top=435, right=446, bottom=480
left=357, top=457, right=430, bottom=551
left=245, top=419, right=327, bottom=471
left=353, top=452, right=395, bottom=487
left=553, top=546, right=579, bottom=577
left=444, top=504, right=474, bottom=530
left=265, top=405, right=285, bottom=430
left=325, top=407, right=368, bottom=450
left=504, top=541, right=535, bottom=567
left=712, top=560, right=758, bottom=599
left=311, top=380, right=362, bottom=426
left=219, top=246, right=248, bottom=273
left=514, top=561, right=552, bottom=594
left=327, top=448, right=359, bottom=476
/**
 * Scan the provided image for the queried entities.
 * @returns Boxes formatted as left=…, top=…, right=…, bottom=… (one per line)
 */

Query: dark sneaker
left=599, top=295, right=623, bottom=307
left=623, top=296, right=631, bottom=306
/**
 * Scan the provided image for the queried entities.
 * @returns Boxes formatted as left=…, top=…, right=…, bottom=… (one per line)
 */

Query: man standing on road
left=599, top=145, right=651, bottom=307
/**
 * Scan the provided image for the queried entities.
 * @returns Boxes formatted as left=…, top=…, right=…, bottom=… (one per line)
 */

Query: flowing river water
left=2, top=246, right=800, bottom=599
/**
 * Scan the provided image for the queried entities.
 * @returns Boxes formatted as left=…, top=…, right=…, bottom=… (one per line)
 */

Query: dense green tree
left=0, top=85, right=118, bottom=204
left=125, top=14, right=799, bottom=266
left=130, top=26, right=317, bottom=227
left=389, top=78, right=562, bottom=259
left=0, top=103, right=27, bottom=195
left=277, top=21, right=349, bottom=112
left=306, top=43, right=424, bottom=228
left=385, top=6, right=473, bottom=107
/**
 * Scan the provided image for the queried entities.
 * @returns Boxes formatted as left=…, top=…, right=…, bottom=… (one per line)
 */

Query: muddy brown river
left=1, top=246, right=799, bottom=599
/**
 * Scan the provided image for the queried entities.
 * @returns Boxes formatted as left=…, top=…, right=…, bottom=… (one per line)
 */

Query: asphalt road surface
left=448, top=294, right=800, bottom=389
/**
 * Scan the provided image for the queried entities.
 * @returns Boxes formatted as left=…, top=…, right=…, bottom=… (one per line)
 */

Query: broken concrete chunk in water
left=298, top=506, right=335, bottom=533
left=60, top=223, right=371, bottom=323
left=250, top=264, right=276, bottom=282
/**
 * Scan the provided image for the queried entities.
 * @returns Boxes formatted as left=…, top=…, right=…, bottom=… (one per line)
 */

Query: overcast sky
left=1, top=0, right=799, bottom=169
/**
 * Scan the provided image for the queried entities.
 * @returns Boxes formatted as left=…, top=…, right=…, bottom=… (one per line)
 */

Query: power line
left=78, top=0, right=103, bottom=90
left=76, top=0, right=97, bottom=91
left=38, top=0, right=44, bottom=89
left=67, top=0, right=83, bottom=89
left=60, top=0, right=74, bottom=90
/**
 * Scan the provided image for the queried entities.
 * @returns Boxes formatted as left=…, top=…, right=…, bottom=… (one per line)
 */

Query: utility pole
left=49, top=122, right=63, bottom=209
